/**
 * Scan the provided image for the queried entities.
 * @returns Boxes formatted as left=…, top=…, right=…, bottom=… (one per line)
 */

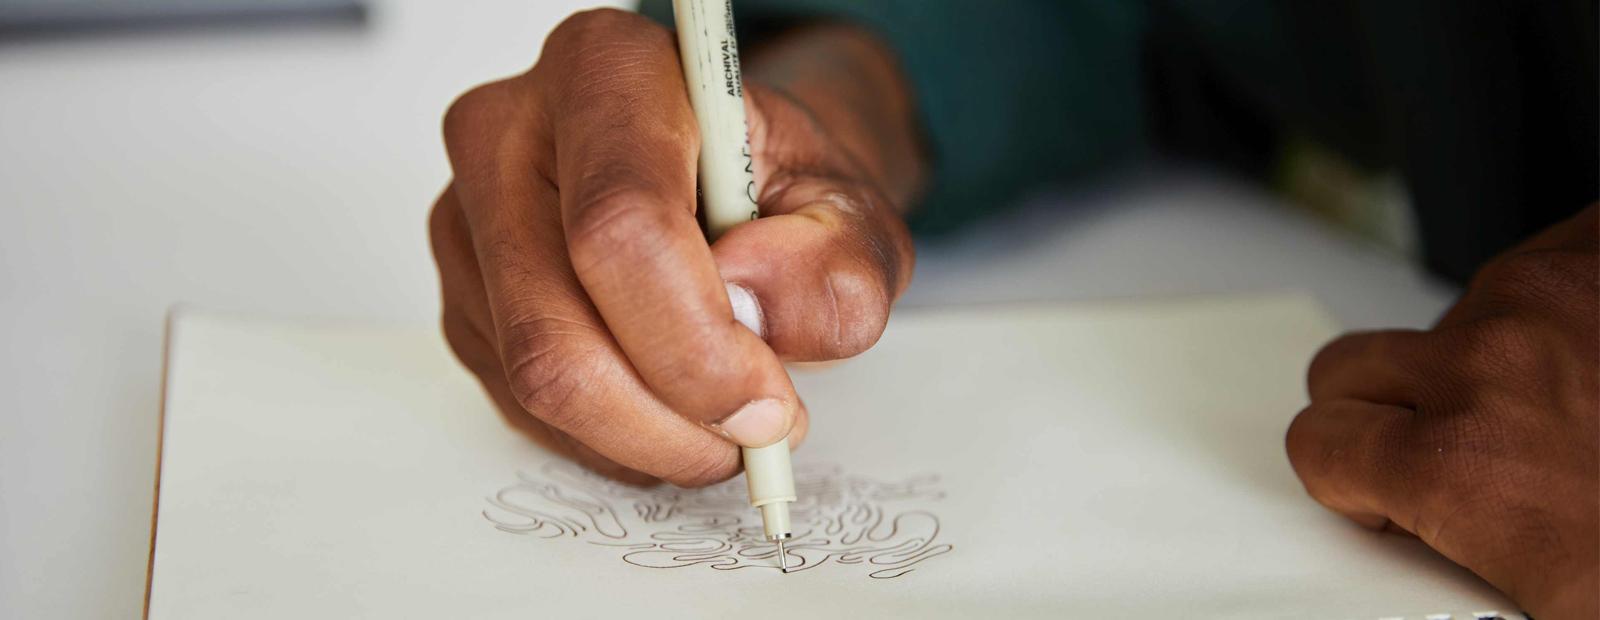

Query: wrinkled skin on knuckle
left=565, top=139, right=693, bottom=220
left=498, top=316, right=605, bottom=434
left=820, top=263, right=892, bottom=358
left=474, top=234, right=575, bottom=297
left=563, top=189, right=677, bottom=276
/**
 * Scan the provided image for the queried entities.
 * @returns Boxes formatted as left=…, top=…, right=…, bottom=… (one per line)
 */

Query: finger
left=432, top=187, right=560, bottom=457
left=712, top=175, right=914, bottom=361
left=430, top=186, right=494, bottom=335
left=712, top=85, right=914, bottom=361
left=441, top=78, right=742, bottom=488
left=1306, top=330, right=1429, bottom=406
left=544, top=10, right=800, bottom=448
left=470, top=180, right=742, bottom=486
left=1285, top=399, right=1417, bottom=531
left=441, top=310, right=658, bottom=486
left=433, top=191, right=660, bottom=486
left=788, top=399, right=810, bottom=450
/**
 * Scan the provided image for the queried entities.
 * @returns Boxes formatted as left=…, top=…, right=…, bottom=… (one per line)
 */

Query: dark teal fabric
left=1149, top=0, right=1598, bottom=282
left=639, top=0, right=1599, bottom=282
left=638, top=0, right=1149, bottom=236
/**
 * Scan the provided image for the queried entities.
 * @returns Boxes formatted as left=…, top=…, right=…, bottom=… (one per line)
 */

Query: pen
left=670, top=0, right=797, bottom=573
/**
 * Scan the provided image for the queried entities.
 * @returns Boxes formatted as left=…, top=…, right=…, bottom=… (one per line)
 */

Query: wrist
left=745, top=23, right=927, bottom=211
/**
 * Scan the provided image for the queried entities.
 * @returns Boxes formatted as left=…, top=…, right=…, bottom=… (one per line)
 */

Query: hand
left=1288, top=205, right=1599, bottom=619
left=429, top=10, right=923, bottom=486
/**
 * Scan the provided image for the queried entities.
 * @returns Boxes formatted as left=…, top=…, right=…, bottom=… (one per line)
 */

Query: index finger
left=541, top=9, right=801, bottom=448
left=440, top=81, right=742, bottom=486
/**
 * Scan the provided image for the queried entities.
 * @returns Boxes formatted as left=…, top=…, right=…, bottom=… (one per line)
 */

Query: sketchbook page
left=147, top=294, right=1519, bottom=619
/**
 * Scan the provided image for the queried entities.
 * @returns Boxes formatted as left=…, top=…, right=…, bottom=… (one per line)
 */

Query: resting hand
left=1289, top=205, right=1599, bottom=619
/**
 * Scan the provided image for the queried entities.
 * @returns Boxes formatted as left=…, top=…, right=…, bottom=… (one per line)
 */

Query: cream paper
left=147, top=294, right=1517, bottom=619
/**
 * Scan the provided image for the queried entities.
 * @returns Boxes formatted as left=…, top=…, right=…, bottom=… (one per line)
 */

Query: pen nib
left=777, top=539, right=789, bottom=573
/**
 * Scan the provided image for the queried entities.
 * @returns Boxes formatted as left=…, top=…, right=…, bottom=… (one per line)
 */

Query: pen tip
left=777, top=539, right=789, bottom=573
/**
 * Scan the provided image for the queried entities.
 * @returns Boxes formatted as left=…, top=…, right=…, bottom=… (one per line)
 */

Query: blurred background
left=7, top=0, right=1554, bottom=617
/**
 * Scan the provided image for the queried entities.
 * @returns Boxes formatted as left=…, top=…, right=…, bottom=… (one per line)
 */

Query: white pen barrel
left=743, top=439, right=796, bottom=538
left=671, top=0, right=760, bottom=238
left=675, top=0, right=796, bottom=550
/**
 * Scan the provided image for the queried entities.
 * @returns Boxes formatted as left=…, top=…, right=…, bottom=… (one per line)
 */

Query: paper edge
left=145, top=305, right=199, bottom=619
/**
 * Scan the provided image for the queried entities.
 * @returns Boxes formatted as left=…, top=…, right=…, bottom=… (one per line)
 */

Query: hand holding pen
left=429, top=8, right=922, bottom=488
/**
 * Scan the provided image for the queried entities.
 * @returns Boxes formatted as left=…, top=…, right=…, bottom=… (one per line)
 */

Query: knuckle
left=427, top=202, right=450, bottom=254
left=1449, top=317, right=1539, bottom=377
left=442, top=80, right=511, bottom=151
left=1283, top=405, right=1331, bottom=478
left=476, top=238, right=555, bottom=284
left=499, top=316, right=604, bottom=432
left=564, top=188, right=674, bottom=272
left=820, top=265, right=891, bottom=358
left=427, top=199, right=450, bottom=238
left=439, top=312, right=480, bottom=365
left=427, top=198, right=462, bottom=255
left=658, top=447, right=741, bottom=488
left=1307, top=333, right=1366, bottom=384
left=1284, top=403, right=1408, bottom=499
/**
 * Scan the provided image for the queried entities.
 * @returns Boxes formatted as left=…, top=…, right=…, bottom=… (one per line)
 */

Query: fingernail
left=708, top=398, right=790, bottom=447
left=725, top=282, right=764, bottom=339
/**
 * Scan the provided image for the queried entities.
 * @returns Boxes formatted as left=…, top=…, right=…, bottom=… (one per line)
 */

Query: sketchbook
left=146, top=294, right=1520, bottom=619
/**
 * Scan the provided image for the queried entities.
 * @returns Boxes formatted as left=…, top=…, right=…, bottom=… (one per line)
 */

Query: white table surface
left=0, top=2, right=1457, bottom=618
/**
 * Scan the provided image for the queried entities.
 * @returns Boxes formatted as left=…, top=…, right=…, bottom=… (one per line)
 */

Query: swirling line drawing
left=483, top=462, right=953, bottom=579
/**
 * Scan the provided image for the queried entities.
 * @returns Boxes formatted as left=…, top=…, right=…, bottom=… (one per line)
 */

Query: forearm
left=744, top=24, right=927, bottom=212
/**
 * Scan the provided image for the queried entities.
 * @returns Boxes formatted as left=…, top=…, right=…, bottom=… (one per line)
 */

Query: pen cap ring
left=760, top=503, right=793, bottom=539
